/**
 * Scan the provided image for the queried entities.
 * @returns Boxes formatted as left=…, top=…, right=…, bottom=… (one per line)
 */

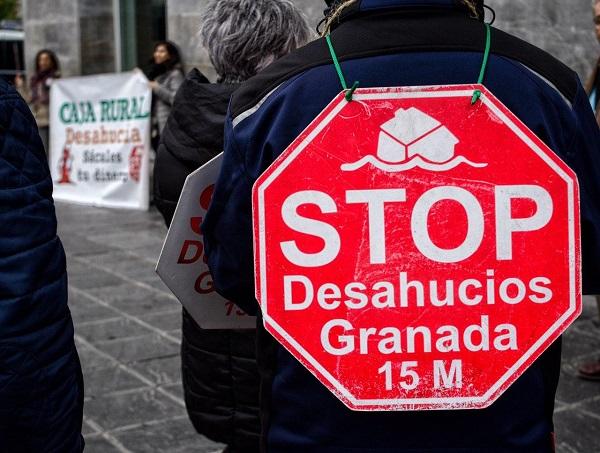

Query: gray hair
left=200, top=0, right=314, bottom=82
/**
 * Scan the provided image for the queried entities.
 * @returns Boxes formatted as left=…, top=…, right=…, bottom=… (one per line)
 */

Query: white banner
left=156, top=153, right=256, bottom=329
left=49, top=71, right=151, bottom=210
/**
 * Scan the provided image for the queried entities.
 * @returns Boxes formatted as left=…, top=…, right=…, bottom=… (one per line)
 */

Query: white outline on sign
left=255, top=86, right=579, bottom=410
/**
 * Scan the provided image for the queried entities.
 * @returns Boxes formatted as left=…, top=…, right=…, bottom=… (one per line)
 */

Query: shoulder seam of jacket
left=231, top=60, right=576, bottom=128
left=232, top=85, right=282, bottom=128
left=515, top=62, right=572, bottom=109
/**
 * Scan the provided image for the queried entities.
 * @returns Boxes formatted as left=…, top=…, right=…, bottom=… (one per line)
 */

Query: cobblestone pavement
left=56, top=202, right=599, bottom=452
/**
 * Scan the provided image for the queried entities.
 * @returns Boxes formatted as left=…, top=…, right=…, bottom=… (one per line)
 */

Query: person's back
left=155, top=68, right=262, bottom=452
left=0, top=77, right=84, bottom=451
left=203, top=1, right=600, bottom=451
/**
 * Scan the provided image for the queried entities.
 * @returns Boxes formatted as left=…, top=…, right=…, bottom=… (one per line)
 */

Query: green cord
left=471, top=23, right=492, bottom=105
left=326, top=34, right=359, bottom=101
left=325, top=34, right=347, bottom=90
left=326, top=23, right=490, bottom=105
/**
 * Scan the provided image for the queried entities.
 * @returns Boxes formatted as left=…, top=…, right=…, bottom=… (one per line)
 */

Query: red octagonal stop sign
left=252, top=85, right=581, bottom=411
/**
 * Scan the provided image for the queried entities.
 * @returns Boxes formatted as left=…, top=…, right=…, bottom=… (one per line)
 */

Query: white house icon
left=377, top=107, right=459, bottom=163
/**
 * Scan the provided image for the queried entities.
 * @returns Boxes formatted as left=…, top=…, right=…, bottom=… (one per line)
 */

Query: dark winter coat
left=0, top=77, right=84, bottom=451
left=154, top=68, right=261, bottom=451
left=202, top=1, right=600, bottom=451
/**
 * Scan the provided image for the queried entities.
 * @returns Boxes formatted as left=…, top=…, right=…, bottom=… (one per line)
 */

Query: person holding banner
left=153, top=1, right=312, bottom=451
left=15, top=49, right=61, bottom=152
left=147, top=41, right=184, bottom=147
left=0, top=76, right=84, bottom=450
left=202, top=0, right=600, bottom=451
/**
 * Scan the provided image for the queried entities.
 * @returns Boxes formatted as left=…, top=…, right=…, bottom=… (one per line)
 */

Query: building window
left=117, top=0, right=166, bottom=71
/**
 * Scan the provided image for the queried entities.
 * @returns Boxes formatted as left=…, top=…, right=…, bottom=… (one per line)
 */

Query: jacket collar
left=327, top=0, right=480, bottom=31
left=358, top=0, right=459, bottom=11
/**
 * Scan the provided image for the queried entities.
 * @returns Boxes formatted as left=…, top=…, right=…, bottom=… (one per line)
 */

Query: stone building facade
left=22, top=0, right=116, bottom=77
left=20, top=0, right=600, bottom=83
left=490, top=0, right=597, bottom=83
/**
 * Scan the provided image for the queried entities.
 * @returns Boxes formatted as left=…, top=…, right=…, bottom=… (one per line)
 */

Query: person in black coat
left=153, top=1, right=312, bottom=451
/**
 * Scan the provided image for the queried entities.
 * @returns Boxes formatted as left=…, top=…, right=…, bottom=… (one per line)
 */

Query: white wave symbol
left=341, top=155, right=488, bottom=172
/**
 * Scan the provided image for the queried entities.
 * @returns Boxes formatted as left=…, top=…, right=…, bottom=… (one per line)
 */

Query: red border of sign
left=252, top=85, right=582, bottom=411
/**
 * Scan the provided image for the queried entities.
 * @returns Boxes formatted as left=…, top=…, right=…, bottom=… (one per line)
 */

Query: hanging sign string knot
left=471, top=23, right=492, bottom=105
left=326, top=34, right=360, bottom=102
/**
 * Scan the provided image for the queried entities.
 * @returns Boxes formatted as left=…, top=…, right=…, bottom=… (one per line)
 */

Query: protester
left=202, top=0, right=600, bottom=451
left=153, top=1, right=312, bottom=451
left=146, top=41, right=184, bottom=147
left=578, top=0, right=600, bottom=382
left=15, top=49, right=60, bottom=152
left=0, top=77, right=84, bottom=450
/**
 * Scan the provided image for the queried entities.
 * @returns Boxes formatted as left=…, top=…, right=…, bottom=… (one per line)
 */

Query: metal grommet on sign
left=345, top=81, right=360, bottom=101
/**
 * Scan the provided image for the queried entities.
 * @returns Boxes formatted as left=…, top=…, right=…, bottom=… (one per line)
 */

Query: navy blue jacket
left=0, top=79, right=84, bottom=451
left=203, top=1, right=600, bottom=451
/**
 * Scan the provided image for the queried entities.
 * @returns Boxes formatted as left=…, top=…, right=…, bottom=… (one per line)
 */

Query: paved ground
left=56, top=201, right=599, bottom=452
left=57, top=202, right=222, bottom=453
